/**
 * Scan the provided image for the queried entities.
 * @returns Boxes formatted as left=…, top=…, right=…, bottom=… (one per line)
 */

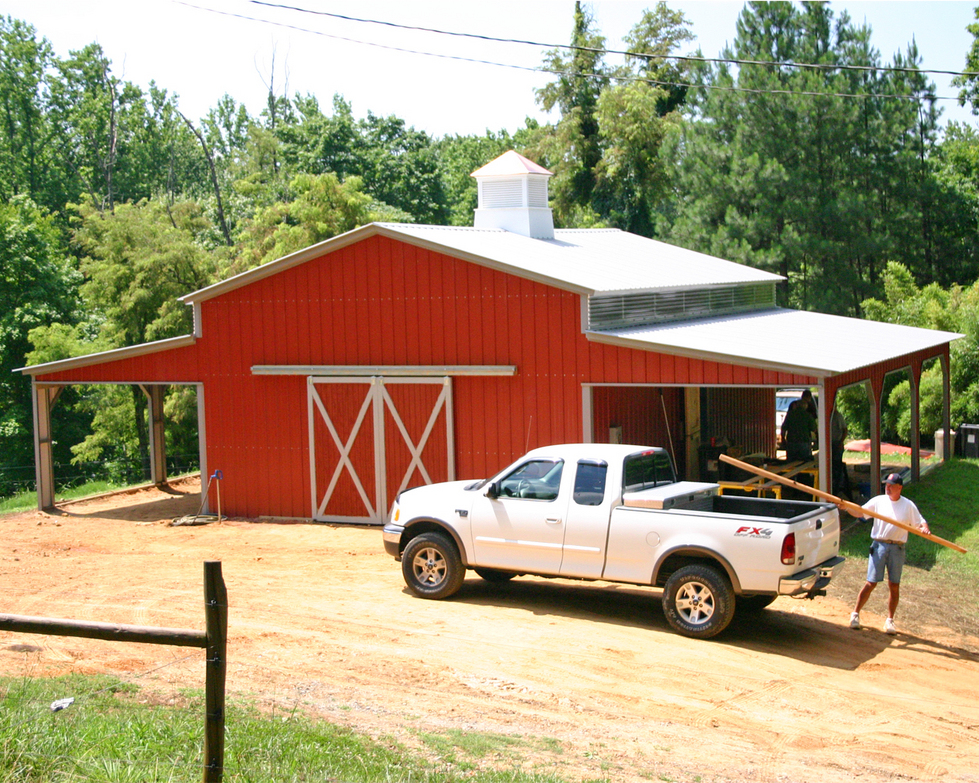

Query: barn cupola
left=471, top=150, right=554, bottom=240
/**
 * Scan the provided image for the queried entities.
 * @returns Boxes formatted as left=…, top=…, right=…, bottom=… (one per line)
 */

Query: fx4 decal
left=734, top=526, right=774, bottom=539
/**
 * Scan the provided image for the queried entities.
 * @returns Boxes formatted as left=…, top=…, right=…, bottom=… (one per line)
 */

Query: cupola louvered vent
left=527, top=177, right=548, bottom=208
left=482, top=180, right=525, bottom=208
left=589, top=283, right=776, bottom=330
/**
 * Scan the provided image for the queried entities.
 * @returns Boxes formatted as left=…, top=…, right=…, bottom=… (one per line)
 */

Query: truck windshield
left=622, top=451, right=675, bottom=492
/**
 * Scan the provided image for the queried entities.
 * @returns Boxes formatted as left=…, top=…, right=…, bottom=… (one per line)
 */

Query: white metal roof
left=180, top=222, right=782, bottom=305
left=384, top=224, right=782, bottom=294
left=588, top=308, right=963, bottom=378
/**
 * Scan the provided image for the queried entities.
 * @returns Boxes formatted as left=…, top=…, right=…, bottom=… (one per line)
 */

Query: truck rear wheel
left=402, top=532, right=465, bottom=599
left=662, top=564, right=735, bottom=639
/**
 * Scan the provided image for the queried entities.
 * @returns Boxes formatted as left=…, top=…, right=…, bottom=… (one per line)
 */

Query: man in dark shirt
left=781, top=399, right=815, bottom=461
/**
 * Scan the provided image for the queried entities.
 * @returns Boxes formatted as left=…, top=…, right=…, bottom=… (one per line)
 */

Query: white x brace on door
left=308, top=376, right=454, bottom=524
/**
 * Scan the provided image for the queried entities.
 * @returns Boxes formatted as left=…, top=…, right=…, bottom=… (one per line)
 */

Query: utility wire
left=175, top=1, right=953, bottom=104
left=248, top=0, right=979, bottom=80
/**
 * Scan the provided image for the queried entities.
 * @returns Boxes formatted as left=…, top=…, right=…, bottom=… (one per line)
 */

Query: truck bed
left=686, top=494, right=829, bottom=520
left=622, top=481, right=829, bottom=521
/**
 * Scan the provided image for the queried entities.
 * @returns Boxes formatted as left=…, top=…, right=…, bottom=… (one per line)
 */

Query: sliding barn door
left=308, top=377, right=454, bottom=523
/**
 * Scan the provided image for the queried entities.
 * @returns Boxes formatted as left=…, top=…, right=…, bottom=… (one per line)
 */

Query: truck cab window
left=498, top=460, right=563, bottom=500
left=573, top=461, right=607, bottom=506
left=622, top=450, right=676, bottom=492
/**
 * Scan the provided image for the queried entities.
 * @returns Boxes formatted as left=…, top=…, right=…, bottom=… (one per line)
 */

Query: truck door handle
left=546, top=518, right=562, bottom=524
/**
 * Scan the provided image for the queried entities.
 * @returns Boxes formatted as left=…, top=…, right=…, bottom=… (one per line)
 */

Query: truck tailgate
left=792, top=504, right=841, bottom=568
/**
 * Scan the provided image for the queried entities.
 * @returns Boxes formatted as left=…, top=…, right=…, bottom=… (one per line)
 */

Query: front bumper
left=779, top=555, right=846, bottom=596
left=382, top=523, right=405, bottom=559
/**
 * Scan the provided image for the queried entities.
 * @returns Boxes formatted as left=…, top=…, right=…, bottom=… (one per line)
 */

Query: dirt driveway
left=2, top=477, right=978, bottom=783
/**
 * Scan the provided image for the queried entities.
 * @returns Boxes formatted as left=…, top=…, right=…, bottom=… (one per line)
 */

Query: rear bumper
left=383, top=523, right=404, bottom=559
left=779, top=555, right=846, bottom=596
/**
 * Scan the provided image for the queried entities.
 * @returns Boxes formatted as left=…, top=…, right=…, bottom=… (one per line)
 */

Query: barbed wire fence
left=0, top=453, right=202, bottom=501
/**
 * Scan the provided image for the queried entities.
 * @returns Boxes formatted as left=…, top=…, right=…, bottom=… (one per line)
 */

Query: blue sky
left=5, top=1, right=977, bottom=136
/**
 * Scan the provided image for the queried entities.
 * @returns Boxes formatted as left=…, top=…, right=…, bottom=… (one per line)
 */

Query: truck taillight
left=781, top=532, right=796, bottom=565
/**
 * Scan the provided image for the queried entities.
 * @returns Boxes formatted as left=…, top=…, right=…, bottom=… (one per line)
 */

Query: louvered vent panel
left=481, top=180, right=524, bottom=208
left=588, top=283, right=776, bottom=330
left=527, top=177, right=548, bottom=207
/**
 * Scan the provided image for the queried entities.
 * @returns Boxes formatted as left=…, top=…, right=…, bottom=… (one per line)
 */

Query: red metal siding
left=703, top=387, right=776, bottom=457
left=36, top=342, right=202, bottom=385
left=591, top=386, right=685, bottom=472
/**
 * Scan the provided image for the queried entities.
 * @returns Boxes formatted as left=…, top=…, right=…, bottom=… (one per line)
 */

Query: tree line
left=3, top=1, right=979, bottom=496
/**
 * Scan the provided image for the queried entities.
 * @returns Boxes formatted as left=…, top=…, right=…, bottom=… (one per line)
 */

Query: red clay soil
left=2, top=476, right=978, bottom=783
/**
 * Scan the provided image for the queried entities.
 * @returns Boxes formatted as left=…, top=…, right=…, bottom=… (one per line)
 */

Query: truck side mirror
left=484, top=482, right=500, bottom=500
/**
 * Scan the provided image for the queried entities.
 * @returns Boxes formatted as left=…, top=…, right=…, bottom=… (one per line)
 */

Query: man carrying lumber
left=848, top=473, right=931, bottom=635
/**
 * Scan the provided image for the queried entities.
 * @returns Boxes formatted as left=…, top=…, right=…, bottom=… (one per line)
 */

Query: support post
left=909, top=364, right=921, bottom=482
left=942, top=352, right=952, bottom=461
left=203, top=561, right=227, bottom=783
left=32, top=383, right=62, bottom=509
left=866, top=377, right=882, bottom=492
left=816, top=383, right=829, bottom=492
left=141, top=384, right=169, bottom=486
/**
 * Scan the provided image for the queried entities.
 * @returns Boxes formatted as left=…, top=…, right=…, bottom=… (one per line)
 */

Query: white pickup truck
left=383, top=444, right=845, bottom=638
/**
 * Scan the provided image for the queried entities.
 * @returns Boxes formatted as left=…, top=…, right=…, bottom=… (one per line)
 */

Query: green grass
left=0, top=472, right=200, bottom=515
left=0, top=674, right=573, bottom=783
left=842, top=449, right=941, bottom=467
left=0, top=481, right=120, bottom=515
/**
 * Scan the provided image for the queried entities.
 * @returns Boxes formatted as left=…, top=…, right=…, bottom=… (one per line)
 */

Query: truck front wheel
left=662, top=564, right=735, bottom=639
left=402, top=532, right=465, bottom=599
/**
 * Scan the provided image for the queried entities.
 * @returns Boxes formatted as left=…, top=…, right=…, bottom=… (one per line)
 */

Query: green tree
left=354, top=112, right=446, bottom=225
left=531, top=1, right=610, bottom=226
left=0, top=17, right=57, bottom=210
left=30, top=197, right=219, bottom=478
left=660, top=1, right=956, bottom=315
left=234, top=172, right=377, bottom=269
left=863, top=261, right=979, bottom=438
left=529, top=2, right=691, bottom=234
left=952, top=5, right=979, bottom=114
left=0, top=196, right=81, bottom=494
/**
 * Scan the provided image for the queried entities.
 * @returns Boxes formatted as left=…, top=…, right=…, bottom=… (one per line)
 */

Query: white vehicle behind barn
left=383, top=444, right=845, bottom=638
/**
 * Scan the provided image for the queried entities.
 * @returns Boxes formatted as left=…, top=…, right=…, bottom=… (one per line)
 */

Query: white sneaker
left=884, top=618, right=897, bottom=635
left=849, top=612, right=861, bottom=629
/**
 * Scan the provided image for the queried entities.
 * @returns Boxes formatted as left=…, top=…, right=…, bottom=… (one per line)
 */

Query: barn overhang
left=587, top=307, right=963, bottom=489
left=585, top=308, right=960, bottom=378
left=15, top=334, right=201, bottom=511
left=16, top=335, right=197, bottom=381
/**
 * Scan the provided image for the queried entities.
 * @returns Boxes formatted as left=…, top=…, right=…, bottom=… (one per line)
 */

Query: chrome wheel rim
left=675, top=581, right=715, bottom=626
left=411, top=546, right=447, bottom=586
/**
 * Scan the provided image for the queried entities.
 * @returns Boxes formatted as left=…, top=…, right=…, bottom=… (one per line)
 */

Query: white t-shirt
left=863, top=495, right=926, bottom=543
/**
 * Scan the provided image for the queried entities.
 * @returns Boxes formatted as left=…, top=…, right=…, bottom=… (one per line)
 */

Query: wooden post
left=203, top=561, right=227, bottom=783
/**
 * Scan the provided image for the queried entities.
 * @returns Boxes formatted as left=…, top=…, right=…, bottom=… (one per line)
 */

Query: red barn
left=20, top=152, right=961, bottom=523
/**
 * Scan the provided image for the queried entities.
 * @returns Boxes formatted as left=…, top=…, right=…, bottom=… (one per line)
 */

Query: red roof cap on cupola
left=471, top=150, right=554, bottom=239
left=470, top=150, right=553, bottom=178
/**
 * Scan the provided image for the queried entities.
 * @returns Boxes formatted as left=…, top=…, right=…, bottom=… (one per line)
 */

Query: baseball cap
left=883, top=473, right=904, bottom=486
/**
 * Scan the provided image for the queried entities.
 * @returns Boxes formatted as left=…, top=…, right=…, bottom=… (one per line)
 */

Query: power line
left=173, top=1, right=959, bottom=105
left=248, top=0, right=979, bottom=80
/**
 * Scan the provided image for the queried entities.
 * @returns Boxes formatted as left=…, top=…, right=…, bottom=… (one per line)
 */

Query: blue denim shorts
left=867, top=540, right=906, bottom=584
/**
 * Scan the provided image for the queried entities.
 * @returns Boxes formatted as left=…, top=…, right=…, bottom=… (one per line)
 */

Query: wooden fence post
left=0, top=560, right=227, bottom=780
left=203, top=561, right=228, bottom=783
